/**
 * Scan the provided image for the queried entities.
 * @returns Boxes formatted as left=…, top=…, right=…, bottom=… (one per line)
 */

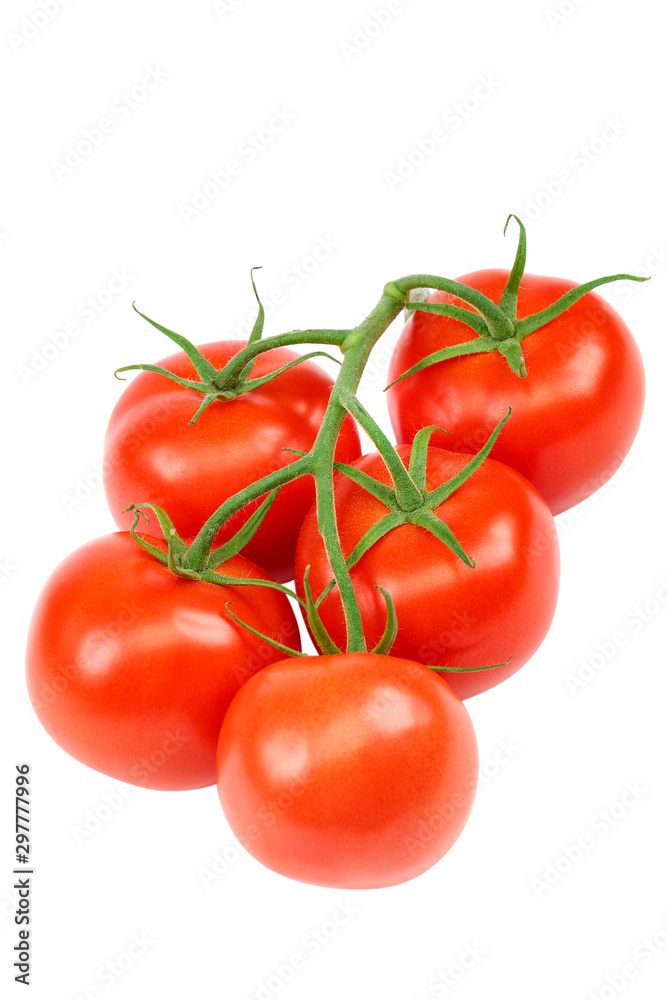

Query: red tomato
left=104, top=342, right=361, bottom=582
left=25, top=532, right=300, bottom=790
left=295, top=446, right=559, bottom=699
left=388, top=271, right=645, bottom=514
left=216, top=653, right=478, bottom=888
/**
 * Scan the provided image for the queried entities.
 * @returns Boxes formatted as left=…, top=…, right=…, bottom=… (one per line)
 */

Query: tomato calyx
left=123, top=496, right=305, bottom=606
left=323, top=406, right=512, bottom=574
left=114, top=271, right=344, bottom=424
left=385, top=215, right=647, bottom=387
left=227, top=564, right=504, bottom=671
left=223, top=565, right=398, bottom=659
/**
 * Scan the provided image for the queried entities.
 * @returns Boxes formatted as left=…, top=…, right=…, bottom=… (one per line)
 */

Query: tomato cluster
left=25, top=221, right=645, bottom=888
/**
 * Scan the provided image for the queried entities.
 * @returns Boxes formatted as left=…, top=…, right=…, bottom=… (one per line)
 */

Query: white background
left=2, top=1, right=666, bottom=998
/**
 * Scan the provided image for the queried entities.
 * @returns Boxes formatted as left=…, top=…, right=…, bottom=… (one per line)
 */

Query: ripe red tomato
left=25, top=532, right=300, bottom=790
left=216, top=653, right=478, bottom=888
left=104, top=342, right=361, bottom=582
left=387, top=271, right=645, bottom=514
left=295, top=446, right=559, bottom=699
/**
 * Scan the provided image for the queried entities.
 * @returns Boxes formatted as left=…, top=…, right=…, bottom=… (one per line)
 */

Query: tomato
left=25, top=532, right=300, bottom=790
left=387, top=271, right=645, bottom=514
left=104, top=342, right=361, bottom=582
left=295, top=446, right=559, bottom=699
left=216, top=652, right=478, bottom=888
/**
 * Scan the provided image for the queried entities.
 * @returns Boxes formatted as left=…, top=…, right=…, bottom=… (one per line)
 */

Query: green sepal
left=404, top=300, right=488, bottom=337
left=189, top=392, right=226, bottom=424
left=224, top=602, right=305, bottom=657
left=428, top=656, right=511, bottom=674
left=514, top=272, right=648, bottom=339
left=125, top=506, right=169, bottom=566
left=340, top=392, right=422, bottom=511
left=427, top=408, right=512, bottom=508
left=247, top=267, right=265, bottom=347
left=371, top=587, right=398, bottom=655
left=197, top=571, right=305, bottom=606
left=114, top=363, right=208, bottom=392
left=410, top=507, right=475, bottom=568
left=498, top=214, right=527, bottom=319
left=344, top=510, right=407, bottom=571
left=330, top=461, right=397, bottom=509
left=124, top=502, right=196, bottom=578
left=240, top=351, right=342, bottom=394
left=303, top=566, right=341, bottom=655
left=408, top=425, right=449, bottom=491
left=206, top=488, right=281, bottom=569
left=496, top=339, right=527, bottom=378
left=384, top=335, right=497, bottom=390
left=403, top=287, right=431, bottom=323
left=131, top=303, right=220, bottom=383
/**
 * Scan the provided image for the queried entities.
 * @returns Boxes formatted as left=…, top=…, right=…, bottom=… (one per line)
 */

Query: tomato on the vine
left=295, top=445, right=559, bottom=699
left=26, top=532, right=300, bottom=790
left=387, top=271, right=645, bottom=514
left=216, top=652, right=478, bottom=888
left=104, top=341, right=361, bottom=582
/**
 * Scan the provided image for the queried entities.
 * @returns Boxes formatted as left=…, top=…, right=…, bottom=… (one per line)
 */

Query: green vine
left=120, top=217, right=645, bottom=656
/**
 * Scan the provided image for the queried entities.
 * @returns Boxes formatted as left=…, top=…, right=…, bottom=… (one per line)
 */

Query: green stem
left=306, top=291, right=406, bottom=650
left=170, top=238, right=644, bottom=652
left=392, top=274, right=515, bottom=339
left=339, top=392, right=422, bottom=511
left=179, top=273, right=520, bottom=649
left=121, top=216, right=651, bottom=661
left=213, top=328, right=350, bottom=387
left=183, top=455, right=313, bottom=571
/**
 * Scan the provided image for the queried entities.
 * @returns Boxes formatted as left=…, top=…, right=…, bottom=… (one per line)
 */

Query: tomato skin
left=103, top=341, right=361, bottom=582
left=387, top=270, right=645, bottom=514
left=216, top=653, right=478, bottom=888
left=25, top=532, right=300, bottom=790
left=295, top=446, right=559, bottom=699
